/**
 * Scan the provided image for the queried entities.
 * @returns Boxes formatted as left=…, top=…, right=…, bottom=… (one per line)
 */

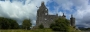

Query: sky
left=0, top=0, right=90, bottom=28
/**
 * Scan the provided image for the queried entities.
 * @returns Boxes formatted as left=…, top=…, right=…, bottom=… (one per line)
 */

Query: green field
left=0, top=29, right=81, bottom=32
left=0, top=29, right=53, bottom=32
left=0, top=26, right=81, bottom=32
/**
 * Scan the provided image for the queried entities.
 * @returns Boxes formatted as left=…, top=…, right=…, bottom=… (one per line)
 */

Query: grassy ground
left=68, top=26, right=82, bottom=32
left=0, top=28, right=82, bottom=32
left=0, top=29, right=53, bottom=32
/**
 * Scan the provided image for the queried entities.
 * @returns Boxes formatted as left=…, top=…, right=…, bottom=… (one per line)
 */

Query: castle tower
left=70, top=14, right=75, bottom=28
left=36, top=2, right=48, bottom=28
left=35, top=2, right=58, bottom=28
left=62, top=13, right=66, bottom=18
left=37, top=1, right=48, bottom=17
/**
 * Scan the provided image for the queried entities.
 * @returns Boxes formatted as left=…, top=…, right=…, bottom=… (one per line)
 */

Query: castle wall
left=35, top=2, right=75, bottom=28
left=36, top=14, right=58, bottom=28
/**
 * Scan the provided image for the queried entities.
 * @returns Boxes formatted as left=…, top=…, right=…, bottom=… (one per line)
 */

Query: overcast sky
left=0, top=0, right=90, bottom=28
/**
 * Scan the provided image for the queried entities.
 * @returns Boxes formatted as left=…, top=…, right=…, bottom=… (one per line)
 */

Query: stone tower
left=70, top=15, right=75, bottom=27
left=62, top=13, right=66, bottom=18
left=36, top=2, right=58, bottom=28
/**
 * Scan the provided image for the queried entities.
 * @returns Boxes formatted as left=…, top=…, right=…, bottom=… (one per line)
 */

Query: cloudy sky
left=0, top=0, right=90, bottom=28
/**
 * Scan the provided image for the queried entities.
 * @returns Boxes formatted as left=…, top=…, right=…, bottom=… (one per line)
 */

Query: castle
left=35, top=2, right=75, bottom=28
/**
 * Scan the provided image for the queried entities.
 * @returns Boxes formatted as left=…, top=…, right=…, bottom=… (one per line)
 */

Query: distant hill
left=76, top=25, right=90, bottom=31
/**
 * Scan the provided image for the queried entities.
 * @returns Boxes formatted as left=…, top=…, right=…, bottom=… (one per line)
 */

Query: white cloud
left=54, top=0, right=73, bottom=11
left=70, top=0, right=90, bottom=27
left=1, top=0, right=90, bottom=28
left=53, top=0, right=90, bottom=27
left=58, top=12, right=63, bottom=16
left=0, top=0, right=49, bottom=25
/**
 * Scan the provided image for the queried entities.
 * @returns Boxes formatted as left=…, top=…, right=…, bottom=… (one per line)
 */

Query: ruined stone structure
left=70, top=15, right=75, bottom=27
left=36, top=2, right=58, bottom=28
left=35, top=2, right=75, bottom=28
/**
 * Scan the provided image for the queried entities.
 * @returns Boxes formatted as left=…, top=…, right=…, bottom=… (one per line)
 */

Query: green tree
left=0, top=17, right=19, bottom=29
left=22, top=19, right=32, bottom=30
left=38, top=24, right=44, bottom=29
left=8, top=19, right=19, bottom=29
left=50, top=17, right=70, bottom=32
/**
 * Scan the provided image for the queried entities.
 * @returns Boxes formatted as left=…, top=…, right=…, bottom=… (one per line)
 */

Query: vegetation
left=38, top=24, right=44, bottom=29
left=68, top=26, right=81, bottom=32
left=22, top=19, right=32, bottom=30
left=0, top=17, right=19, bottom=29
left=79, top=28, right=90, bottom=31
left=0, top=17, right=81, bottom=32
left=0, top=17, right=32, bottom=30
left=0, top=29, right=53, bottom=32
left=50, top=17, right=70, bottom=32
left=50, top=17, right=81, bottom=32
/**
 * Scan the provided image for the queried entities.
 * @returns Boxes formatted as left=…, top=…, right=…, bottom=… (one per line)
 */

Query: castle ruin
left=35, top=2, right=75, bottom=28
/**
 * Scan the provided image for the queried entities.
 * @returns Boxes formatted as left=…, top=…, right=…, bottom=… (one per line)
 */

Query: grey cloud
left=76, top=12, right=90, bottom=27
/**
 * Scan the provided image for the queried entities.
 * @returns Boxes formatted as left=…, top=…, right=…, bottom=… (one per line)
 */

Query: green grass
left=68, top=26, right=82, bottom=32
left=0, top=28, right=82, bottom=32
left=0, top=29, right=53, bottom=32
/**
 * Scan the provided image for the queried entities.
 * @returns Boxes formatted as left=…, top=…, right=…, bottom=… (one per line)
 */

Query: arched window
left=45, top=13, right=47, bottom=15
left=44, top=18, right=47, bottom=20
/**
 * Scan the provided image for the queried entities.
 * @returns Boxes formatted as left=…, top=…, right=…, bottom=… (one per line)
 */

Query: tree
left=0, top=17, right=19, bottom=29
left=50, top=17, right=70, bottom=32
left=38, top=24, right=44, bottom=29
left=8, top=19, right=19, bottom=29
left=22, top=19, right=32, bottom=30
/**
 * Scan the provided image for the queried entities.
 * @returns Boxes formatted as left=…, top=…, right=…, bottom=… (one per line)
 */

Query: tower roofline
left=42, top=1, right=44, bottom=3
left=71, top=14, right=75, bottom=18
left=71, top=14, right=73, bottom=18
left=62, top=13, right=66, bottom=17
left=41, top=1, right=45, bottom=5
